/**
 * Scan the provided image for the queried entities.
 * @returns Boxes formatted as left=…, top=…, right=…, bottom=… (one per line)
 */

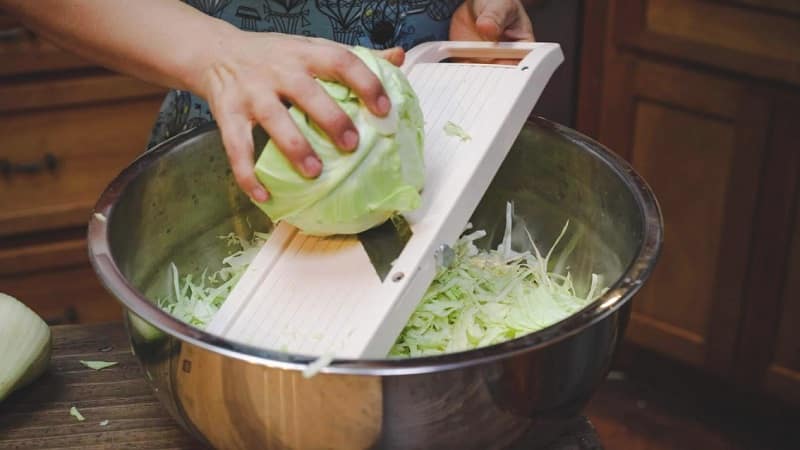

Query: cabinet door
left=0, top=75, right=164, bottom=237
left=588, top=58, right=770, bottom=374
left=766, top=196, right=800, bottom=404
left=615, top=0, right=800, bottom=86
left=750, top=100, right=800, bottom=403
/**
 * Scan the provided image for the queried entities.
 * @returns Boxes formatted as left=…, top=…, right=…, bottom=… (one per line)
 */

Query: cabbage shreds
left=157, top=232, right=269, bottom=329
left=155, top=204, right=605, bottom=359
left=388, top=203, right=604, bottom=358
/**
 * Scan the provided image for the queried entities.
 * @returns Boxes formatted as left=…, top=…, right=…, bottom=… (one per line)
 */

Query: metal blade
left=357, top=214, right=413, bottom=281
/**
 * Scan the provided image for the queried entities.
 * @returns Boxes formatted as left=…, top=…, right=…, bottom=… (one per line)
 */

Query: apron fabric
left=147, top=0, right=461, bottom=149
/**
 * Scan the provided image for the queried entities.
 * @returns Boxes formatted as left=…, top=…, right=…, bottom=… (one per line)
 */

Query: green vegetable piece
left=254, top=46, right=426, bottom=236
left=127, top=312, right=166, bottom=343
left=99, top=420, right=109, bottom=426
left=443, top=121, right=471, bottom=142
left=0, top=293, right=52, bottom=403
left=157, top=232, right=269, bottom=329
left=79, top=360, right=118, bottom=371
left=70, top=406, right=85, bottom=422
left=388, top=203, right=605, bottom=357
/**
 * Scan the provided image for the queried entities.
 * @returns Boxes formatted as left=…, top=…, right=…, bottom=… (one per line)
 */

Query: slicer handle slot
left=402, top=41, right=559, bottom=73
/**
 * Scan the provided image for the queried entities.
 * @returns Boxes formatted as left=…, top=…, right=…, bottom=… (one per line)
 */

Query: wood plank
left=0, top=323, right=203, bottom=450
left=0, top=95, right=163, bottom=237
left=615, top=0, right=800, bottom=86
left=628, top=101, right=736, bottom=341
left=765, top=365, right=800, bottom=406
left=646, top=0, right=800, bottom=64
left=730, top=94, right=799, bottom=385
left=0, top=74, right=165, bottom=113
left=627, top=313, right=706, bottom=366
left=588, top=345, right=800, bottom=449
left=0, top=238, right=87, bottom=276
left=704, top=89, right=772, bottom=377
left=758, top=96, right=800, bottom=397
left=575, top=0, right=610, bottom=139
left=633, top=60, right=743, bottom=120
left=0, top=264, right=122, bottom=325
left=724, top=0, right=800, bottom=15
left=596, top=9, right=637, bottom=159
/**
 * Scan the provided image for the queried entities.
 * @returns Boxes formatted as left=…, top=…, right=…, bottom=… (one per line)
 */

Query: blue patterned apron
left=147, top=0, right=461, bottom=148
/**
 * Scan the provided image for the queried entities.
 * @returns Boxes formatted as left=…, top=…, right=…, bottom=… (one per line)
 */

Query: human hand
left=190, top=31, right=405, bottom=202
left=450, top=0, right=535, bottom=43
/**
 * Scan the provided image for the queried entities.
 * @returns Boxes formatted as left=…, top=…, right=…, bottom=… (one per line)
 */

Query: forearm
left=0, top=0, right=236, bottom=93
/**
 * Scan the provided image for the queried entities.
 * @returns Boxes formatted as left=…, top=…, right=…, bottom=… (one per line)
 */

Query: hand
left=191, top=31, right=405, bottom=202
left=450, top=0, right=535, bottom=43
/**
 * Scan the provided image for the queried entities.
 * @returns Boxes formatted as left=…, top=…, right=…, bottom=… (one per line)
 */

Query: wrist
left=177, top=18, right=242, bottom=97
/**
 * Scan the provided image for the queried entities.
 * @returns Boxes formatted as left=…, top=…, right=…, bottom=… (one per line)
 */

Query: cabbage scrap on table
left=156, top=204, right=604, bottom=358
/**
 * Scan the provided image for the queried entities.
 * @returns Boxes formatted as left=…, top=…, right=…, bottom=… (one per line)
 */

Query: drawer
left=0, top=75, right=165, bottom=237
left=0, top=14, right=94, bottom=76
left=0, top=236, right=122, bottom=325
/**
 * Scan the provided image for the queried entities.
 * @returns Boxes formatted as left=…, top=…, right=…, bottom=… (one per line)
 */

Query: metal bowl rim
left=87, top=116, right=663, bottom=376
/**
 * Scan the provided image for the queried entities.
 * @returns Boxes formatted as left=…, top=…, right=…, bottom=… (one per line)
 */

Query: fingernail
left=377, top=95, right=391, bottom=115
left=303, top=155, right=322, bottom=177
left=251, top=187, right=269, bottom=202
left=342, top=129, right=358, bottom=150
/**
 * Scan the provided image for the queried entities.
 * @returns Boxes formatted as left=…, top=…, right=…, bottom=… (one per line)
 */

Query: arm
left=2, top=1, right=225, bottom=94
left=0, top=0, right=400, bottom=202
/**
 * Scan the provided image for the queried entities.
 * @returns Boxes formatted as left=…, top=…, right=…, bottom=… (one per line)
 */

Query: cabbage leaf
left=253, top=46, right=425, bottom=236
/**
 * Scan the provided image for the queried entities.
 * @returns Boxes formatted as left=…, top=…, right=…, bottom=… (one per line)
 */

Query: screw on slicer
left=391, top=272, right=405, bottom=282
left=434, top=244, right=455, bottom=270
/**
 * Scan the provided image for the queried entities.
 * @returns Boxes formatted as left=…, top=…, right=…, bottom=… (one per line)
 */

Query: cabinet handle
left=0, top=26, right=30, bottom=42
left=0, top=153, right=59, bottom=178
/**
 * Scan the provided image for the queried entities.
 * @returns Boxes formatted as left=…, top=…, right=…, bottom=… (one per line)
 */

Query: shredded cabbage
left=388, top=203, right=604, bottom=357
left=156, top=232, right=269, bottom=328
left=156, top=204, right=605, bottom=359
left=70, top=406, right=85, bottom=422
left=79, top=360, right=118, bottom=371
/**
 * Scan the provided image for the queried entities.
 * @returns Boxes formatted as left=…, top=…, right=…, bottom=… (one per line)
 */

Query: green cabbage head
left=254, top=46, right=425, bottom=236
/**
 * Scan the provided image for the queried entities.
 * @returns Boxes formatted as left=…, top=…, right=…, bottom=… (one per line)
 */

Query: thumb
left=473, top=1, right=518, bottom=41
left=373, top=47, right=406, bottom=67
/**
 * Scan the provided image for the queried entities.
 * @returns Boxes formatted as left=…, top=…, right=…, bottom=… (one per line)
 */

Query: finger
left=216, top=111, right=269, bottom=202
left=504, top=28, right=535, bottom=42
left=315, top=46, right=392, bottom=117
left=374, top=47, right=406, bottom=67
left=474, top=0, right=519, bottom=41
left=503, top=13, right=535, bottom=42
left=283, top=77, right=359, bottom=152
left=252, top=96, right=322, bottom=178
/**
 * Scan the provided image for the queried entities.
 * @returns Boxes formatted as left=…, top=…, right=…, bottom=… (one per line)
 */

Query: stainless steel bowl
left=88, top=117, right=662, bottom=449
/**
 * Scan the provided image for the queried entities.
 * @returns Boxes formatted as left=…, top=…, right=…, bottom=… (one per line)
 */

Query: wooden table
left=0, top=323, right=602, bottom=449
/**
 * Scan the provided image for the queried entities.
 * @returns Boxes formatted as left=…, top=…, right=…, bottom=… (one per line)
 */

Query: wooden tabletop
left=0, top=322, right=602, bottom=450
left=0, top=322, right=201, bottom=450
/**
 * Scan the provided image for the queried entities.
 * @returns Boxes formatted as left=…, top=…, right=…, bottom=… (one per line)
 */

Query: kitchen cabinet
left=0, top=14, right=166, bottom=324
left=765, top=185, right=800, bottom=405
left=577, top=0, right=800, bottom=402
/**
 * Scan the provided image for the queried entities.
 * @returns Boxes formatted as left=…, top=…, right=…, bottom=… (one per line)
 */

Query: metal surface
left=87, top=117, right=662, bottom=450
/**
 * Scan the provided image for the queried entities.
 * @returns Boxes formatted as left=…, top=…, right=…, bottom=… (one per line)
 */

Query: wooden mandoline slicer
left=206, top=41, right=564, bottom=359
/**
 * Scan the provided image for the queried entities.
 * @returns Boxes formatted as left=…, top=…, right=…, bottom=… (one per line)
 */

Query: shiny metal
left=434, top=244, right=455, bottom=270
left=88, top=117, right=663, bottom=450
